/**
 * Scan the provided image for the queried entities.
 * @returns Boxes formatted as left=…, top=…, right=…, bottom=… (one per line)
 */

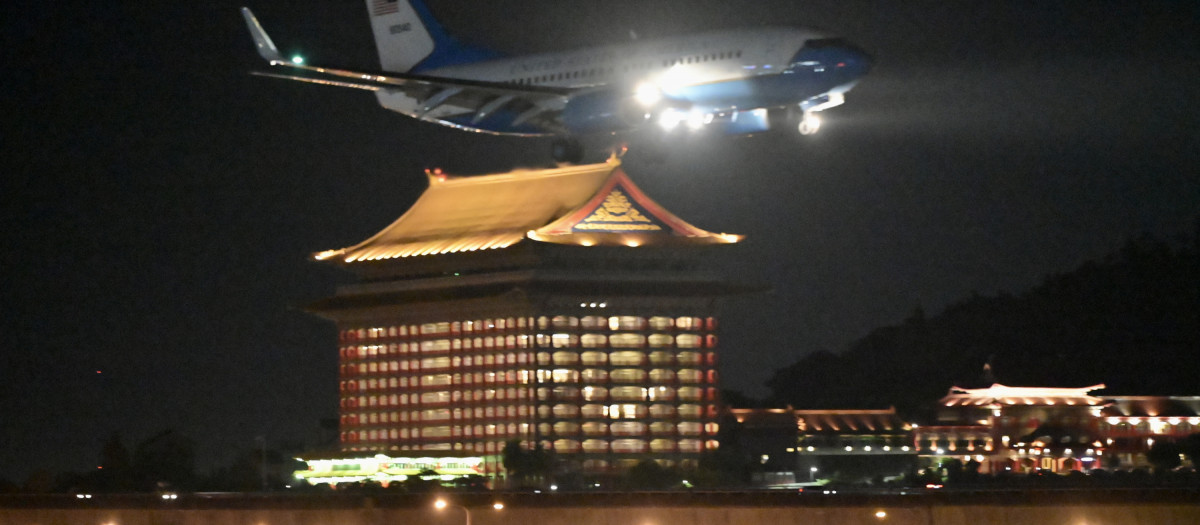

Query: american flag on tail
left=373, top=0, right=400, bottom=16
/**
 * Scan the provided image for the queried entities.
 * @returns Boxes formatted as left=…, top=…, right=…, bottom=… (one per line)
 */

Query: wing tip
left=241, top=7, right=284, bottom=63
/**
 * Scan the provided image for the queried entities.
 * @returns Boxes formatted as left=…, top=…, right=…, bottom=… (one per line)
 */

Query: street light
left=434, top=499, right=469, bottom=525
left=434, top=498, right=504, bottom=525
left=809, top=466, right=818, bottom=482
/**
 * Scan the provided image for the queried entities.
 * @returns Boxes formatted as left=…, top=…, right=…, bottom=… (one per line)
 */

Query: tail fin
left=365, top=0, right=499, bottom=73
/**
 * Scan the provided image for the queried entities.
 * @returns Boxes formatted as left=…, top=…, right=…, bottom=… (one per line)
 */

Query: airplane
left=241, top=0, right=871, bottom=163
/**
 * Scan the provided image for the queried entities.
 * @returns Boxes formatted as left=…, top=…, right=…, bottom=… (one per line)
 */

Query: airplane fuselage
left=380, top=28, right=868, bottom=136
left=242, top=1, right=871, bottom=160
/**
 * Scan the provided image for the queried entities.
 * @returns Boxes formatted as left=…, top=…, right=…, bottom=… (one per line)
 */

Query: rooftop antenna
left=981, top=356, right=997, bottom=386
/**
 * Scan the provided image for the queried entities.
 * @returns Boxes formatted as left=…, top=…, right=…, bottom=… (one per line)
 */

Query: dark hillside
left=767, top=227, right=1200, bottom=414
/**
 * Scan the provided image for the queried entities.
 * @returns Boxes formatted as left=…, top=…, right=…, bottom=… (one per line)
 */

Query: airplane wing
left=241, top=7, right=573, bottom=132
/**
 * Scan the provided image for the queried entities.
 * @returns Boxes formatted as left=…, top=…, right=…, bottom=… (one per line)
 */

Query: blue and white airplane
left=242, top=0, right=871, bottom=162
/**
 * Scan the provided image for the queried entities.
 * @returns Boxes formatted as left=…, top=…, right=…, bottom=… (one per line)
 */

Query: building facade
left=917, top=384, right=1200, bottom=474
left=730, top=408, right=917, bottom=485
left=726, top=385, right=1199, bottom=486
left=297, top=160, right=745, bottom=485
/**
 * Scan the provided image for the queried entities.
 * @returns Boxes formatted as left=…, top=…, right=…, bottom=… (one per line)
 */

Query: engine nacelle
left=560, top=89, right=652, bottom=135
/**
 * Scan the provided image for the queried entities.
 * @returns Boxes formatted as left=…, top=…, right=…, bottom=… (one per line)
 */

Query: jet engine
left=560, top=89, right=654, bottom=135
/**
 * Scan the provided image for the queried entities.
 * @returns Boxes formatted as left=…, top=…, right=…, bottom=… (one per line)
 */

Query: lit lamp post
left=809, top=466, right=818, bottom=482
left=434, top=498, right=504, bottom=525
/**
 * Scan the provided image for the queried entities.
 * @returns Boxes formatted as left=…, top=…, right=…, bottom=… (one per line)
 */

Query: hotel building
left=296, top=159, right=745, bottom=485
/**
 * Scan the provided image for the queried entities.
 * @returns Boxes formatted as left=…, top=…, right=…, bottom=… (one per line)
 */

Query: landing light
left=291, top=55, right=304, bottom=65
left=658, top=109, right=684, bottom=131
left=634, top=83, right=662, bottom=106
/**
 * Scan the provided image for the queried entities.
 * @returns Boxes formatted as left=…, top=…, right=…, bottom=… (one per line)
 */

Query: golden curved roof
left=315, top=158, right=741, bottom=264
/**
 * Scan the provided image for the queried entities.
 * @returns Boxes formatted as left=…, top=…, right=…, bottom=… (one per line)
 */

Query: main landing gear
left=551, top=137, right=584, bottom=164
left=797, top=112, right=821, bottom=135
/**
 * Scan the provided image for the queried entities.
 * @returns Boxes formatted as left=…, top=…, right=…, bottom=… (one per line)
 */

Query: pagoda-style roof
left=314, top=158, right=741, bottom=264
left=1100, top=396, right=1200, bottom=418
left=794, top=409, right=910, bottom=435
left=940, top=383, right=1108, bottom=407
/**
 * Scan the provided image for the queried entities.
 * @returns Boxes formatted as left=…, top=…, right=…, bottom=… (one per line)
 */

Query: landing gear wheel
left=551, top=137, right=584, bottom=164
left=798, top=112, right=821, bottom=135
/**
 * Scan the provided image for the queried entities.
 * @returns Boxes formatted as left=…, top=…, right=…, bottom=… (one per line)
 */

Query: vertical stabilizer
left=365, top=0, right=500, bottom=73
left=365, top=0, right=437, bottom=72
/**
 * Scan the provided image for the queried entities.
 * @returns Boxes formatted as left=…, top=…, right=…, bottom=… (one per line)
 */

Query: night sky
left=3, top=1, right=1197, bottom=481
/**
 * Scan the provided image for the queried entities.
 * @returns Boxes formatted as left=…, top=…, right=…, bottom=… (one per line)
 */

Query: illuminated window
left=582, top=439, right=609, bottom=453
left=421, top=409, right=451, bottom=421
left=553, top=439, right=581, bottom=452
left=610, top=386, right=646, bottom=401
left=551, top=316, right=578, bottom=328
left=612, top=439, right=647, bottom=453
left=421, top=391, right=450, bottom=404
left=551, top=334, right=578, bottom=348
left=650, top=422, right=675, bottom=434
left=610, top=369, right=647, bottom=383
left=581, top=368, right=608, bottom=382
left=677, top=369, right=703, bottom=383
left=424, top=426, right=452, bottom=438
left=553, top=404, right=580, bottom=418
left=581, top=404, right=606, bottom=418
left=648, top=317, right=674, bottom=330
left=647, top=386, right=675, bottom=401
left=553, top=386, right=580, bottom=400
left=420, top=374, right=452, bottom=386
left=583, top=386, right=607, bottom=401
left=581, top=351, right=607, bottom=366
left=582, top=422, right=608, bottom=435
left=609, top=351, right=645, bottom=366
left=648, top=334, right=673, bottom=348
left=581, top=316, right=607, bottom=329
left=650, top=439, right=677, bottom=452
left=649, top=369, right=675, bottom=382
left=581, top=334, right=607, bottom=348
left=611, top=421, right=647, bottom=436
left=678, top=422, right=702, bottom=436
left=421, top=357, right=450, bottom=369
left=552, top=351, right=580, bottom=365
left=609, top=316, right=647, bottom=331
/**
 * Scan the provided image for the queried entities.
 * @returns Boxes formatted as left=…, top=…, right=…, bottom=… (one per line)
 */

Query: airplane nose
left=847, top=45, right=872, bottom=70
left=796, top=38, right=873, bottom=76
left=846, top=45, right=873, bottom=74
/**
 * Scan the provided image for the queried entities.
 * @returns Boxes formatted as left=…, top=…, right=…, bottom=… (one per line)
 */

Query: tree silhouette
left=768, top=231, right=1200, bottom=413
